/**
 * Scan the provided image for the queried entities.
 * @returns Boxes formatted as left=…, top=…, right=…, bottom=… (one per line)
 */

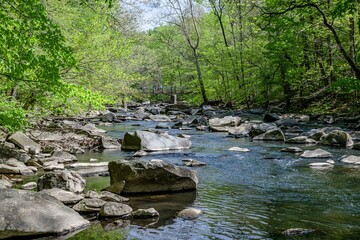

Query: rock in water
left=282, top=228, right=314, bottom=236
left=99, top=202, right=133, bottom=217
left=109, top=159, right=198, bottom=194
left=301, top=149, right=333, bottom=159
left=320, top=130, right=353, bottom=148
left=0, top=189, right=89, bottom=239
left=209, top=116, right=242, bottom=132
left=121, top=130, right=191, bottom=151
left=253, top=128, right=285, bottom=141
left=132, top=208, right=160, bottom=219
left=177, top=208, right=202, bottom=220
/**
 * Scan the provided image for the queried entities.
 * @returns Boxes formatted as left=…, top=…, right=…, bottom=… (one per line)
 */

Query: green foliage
left=69, top=224, right=125, bottom=240
left=331, top=78, right=360, bottom=93
left=0, top=96, right=28, bottom=133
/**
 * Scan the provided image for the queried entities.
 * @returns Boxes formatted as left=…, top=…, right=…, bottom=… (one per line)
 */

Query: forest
left=1, top=0, right=359, bottom=132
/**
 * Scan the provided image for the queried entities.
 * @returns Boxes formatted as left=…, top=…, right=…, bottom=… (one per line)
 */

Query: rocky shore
left=0, top=101, right=359, bottom=238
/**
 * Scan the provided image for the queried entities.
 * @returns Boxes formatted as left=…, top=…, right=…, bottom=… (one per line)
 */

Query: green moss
left=69, top=224, right=125, bottom=240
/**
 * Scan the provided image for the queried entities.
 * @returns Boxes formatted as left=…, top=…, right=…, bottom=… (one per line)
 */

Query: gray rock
left=0, top=163, right=34, bottom=175
left=122, top=130, right=192, bottom=151
left=51, top=150, right=77, bottom=163
left=133, top=150, right=148, bottom=157
left=8, top=131, right=41, bottom=154
left=253, top=128, right=285, bottom=141
left=43, top=161, right=65, bottom=171
left=109, top=159, right=198, bottom=194
left=301, top=148, right=333, bottom=159
left=320, top=130, right=354, bottom=148
left=101, top=136, right=121, bottom=149
left=21, top=182, right=37, bottom=190
left=228, top=123, right=252, bottom=137
left=282, top=228, right=314, bottom=236
left=132, top=208, right=159, bottom=219
left=280, top=147, right=303, bottom=153
left=40, top=188, right=84, bottom=205
left=0, top=178, right=12, bottom=189
left=149, top=114, right=171, bottom=122
left=228, top=147, right=250, bottom=152
left=353, top=143, right=360, bottom=150
left=101, top=112, right=116, bottom=122
left=37, top=170, right=86, bottom=193
left=308, top=162, right=334, bottom=169
left=285, top=136, right=317, bottom=144
left=98, top=191, right=129, bottom=203
left=209, top=116, right=242, bottom=132
left=99, top=202, right=133, bottom=217
left=177, top=208, right=202, bottom=220
left=182, top=159, right=206, bottom=167
left=73, top=198, right=107, bottom=212
left=340, top=155, right=360, bottom=164
left=0, top=189, right=89, bottom=239
left=308, top=131, right=326, bottom=141
left=249, top=123, right=277, bottom=138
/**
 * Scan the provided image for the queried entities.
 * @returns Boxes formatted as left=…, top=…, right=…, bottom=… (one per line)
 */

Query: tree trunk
left=193, top=48, right=208, bottom=104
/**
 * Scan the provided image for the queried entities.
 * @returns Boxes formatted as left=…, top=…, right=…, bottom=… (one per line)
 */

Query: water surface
left=77, top=121, right=360, bottom=239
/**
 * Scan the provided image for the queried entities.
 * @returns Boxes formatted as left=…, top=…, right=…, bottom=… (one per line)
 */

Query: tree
left=163, top=0, right=209, bottom=104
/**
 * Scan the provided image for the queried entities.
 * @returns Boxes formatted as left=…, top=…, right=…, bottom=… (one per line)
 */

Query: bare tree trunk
left=193, top=48, right=208, bottom=103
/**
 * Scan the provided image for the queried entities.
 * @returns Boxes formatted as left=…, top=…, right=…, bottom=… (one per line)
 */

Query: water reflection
left=128, top=191, right=197, bottom=227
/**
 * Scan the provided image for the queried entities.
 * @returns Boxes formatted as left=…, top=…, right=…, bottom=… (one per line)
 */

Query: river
left=76, top=120, right=360, bottom=239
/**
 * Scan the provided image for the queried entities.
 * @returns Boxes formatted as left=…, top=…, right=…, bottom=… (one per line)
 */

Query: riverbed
left=77, top=120, right=360, bottom=239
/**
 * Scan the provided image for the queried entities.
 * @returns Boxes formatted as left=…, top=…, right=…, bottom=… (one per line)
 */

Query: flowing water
left=76, top=120, right=360, bottom=240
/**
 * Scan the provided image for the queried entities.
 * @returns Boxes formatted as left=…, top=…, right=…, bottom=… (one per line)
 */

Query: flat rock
left=301, top=149, right=333, bottom=159
left=109, top=159, right=198, bottom=194
left=228, top=123, right=252, bottom=137
left=285, top=136, right=317, bottom=144
left=177, top=208, right=202, bottom=220
left=8, top=131, right=41, bottom=154
left=40, top=188, right=84, bottom=205
left=182, top=159, right=206, bottom=167
left=282, top=228, right=314, bottom=236
left=308, top=162, right=334, bottom=169
left=280, top=147, right=303, bottom=153
left=0, top=189, right=89, bottom=239
left=21, top=182, right=37, bottom=190
left=99, top=202, right=133, bottom=217
left=228, top=147, right=250, bottom=152
left=98, top=191, right=129, bottom=203
left=72, top=198, right=107, bottom=212
left=132, top=208, right=159, bottom=219
left=340, top=155, right=360, bottom=164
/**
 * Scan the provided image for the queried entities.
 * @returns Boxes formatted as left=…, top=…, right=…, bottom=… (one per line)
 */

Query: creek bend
left=76, top=120, right=360, bottom=239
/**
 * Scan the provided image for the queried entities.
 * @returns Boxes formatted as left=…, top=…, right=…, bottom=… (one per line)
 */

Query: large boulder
left=8, top=131, right=41, bottom=154
left=209, top=116, right=242, bottom=132
left=101, top=136, right=121, bottom=149
left=253, top=128, right=285, bottom=141
left=285, top=136, right=317, bottom=144
left=121, top=130, right=191, bottom=151
left=109, top=159, right=198, bottom=194
left=320, top=130, right=354, bottom=148
left=37, top=170, right=86, bottom=193
left=228, top=123, right=253, bottom=137
left=0, top=189, right=89, bottom=239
